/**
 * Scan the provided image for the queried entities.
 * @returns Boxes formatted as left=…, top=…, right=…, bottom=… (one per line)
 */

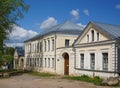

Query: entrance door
left=64, top=53, right=69, bottom=75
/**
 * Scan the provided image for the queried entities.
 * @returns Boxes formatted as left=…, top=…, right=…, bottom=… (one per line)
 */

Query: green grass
left=63, top=75, right=103, bottom=85
left=29, top=72, right=57, bottom=77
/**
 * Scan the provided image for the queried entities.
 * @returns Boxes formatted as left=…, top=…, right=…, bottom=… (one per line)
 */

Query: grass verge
left=29, top=72, right=57, bottom=77
left=63, top=75, right=103, bottom=85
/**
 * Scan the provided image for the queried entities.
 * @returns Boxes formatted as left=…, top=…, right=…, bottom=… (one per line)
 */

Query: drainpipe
left=114, top=43, right=117, bottom=76
left=55, top=33, right=57, bottom=71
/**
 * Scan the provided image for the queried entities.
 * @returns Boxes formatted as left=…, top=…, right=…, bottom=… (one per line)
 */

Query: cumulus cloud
left=77, top=23, right=86, bottom=28
left=83, top=9, right=89, bottom=16
left=40, top=17, right=58, bottom=29
left=70, top=9, right=79, bottom=20
left=9, top=24, right=38, bottom=42
left=116, top=4, right=120, bottom=9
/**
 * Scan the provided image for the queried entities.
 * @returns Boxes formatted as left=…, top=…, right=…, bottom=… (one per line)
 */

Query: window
left=97, top=33, right=99, bottom=41
left=30, top=58, right=32, bottom=66
left=65, top=39, right=69, bottom=47
left=45, top=58, right=46, bottom=67
left=91, top=30, right=94, bottom=41
left=52, top=39, right=54, bottom=51
left=37, top=42, right=39, bottom=53
left=90, top=53, right=95, bottom=70
left=52, top=58, right=54, bottom=68
left=40, top=42, right=42, bottom=52
left=80, top=54, right=84, bottom=68
left=103, top=53, right=108, bottom=71
left=48, top=40, right=50, bottom=51
left=44, top=40, right=46, bottom=52
left=48, top=58, right=50, bottom=68
left=87, top=34, right=89, bottom=43
left=39, top=58, right=42, bottom=67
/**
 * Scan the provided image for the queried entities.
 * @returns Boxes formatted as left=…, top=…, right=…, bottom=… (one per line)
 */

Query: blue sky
left=7, top=0, right=120, bottom=47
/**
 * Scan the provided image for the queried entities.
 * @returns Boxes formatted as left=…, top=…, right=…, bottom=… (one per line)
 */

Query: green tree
left=0, top=0, right=29, bottom=52
left=5, top=47, right=15, bottom=56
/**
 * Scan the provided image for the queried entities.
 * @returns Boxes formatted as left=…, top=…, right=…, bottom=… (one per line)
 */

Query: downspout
left=55, top=33, right=57, bottom=71
left=114, top=42, right=118, bottom=76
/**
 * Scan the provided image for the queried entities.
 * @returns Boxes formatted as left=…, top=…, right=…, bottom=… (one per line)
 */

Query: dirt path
left=0, top=74, right=112, bottom=88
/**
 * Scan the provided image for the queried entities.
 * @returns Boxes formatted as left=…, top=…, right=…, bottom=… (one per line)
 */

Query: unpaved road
left=0, top=74, right=112, bottom=88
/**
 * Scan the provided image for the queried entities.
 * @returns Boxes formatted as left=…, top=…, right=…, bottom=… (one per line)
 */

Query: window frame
left=80, top=54, right=84, bottom=69
left=90, top=53, right=95, bottom=70
left=65, top=39, right=70, bottom=47
left=91, top=30, right=94, bottom=41
left=102, top=53, right=108, bottom=71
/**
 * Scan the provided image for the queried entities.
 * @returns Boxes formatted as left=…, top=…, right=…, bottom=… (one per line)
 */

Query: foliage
left=0, top=0, right=29, bottom=52
left=5, top=47, right=15, bottom=56
left=63, top=75, right=103, bottom=86
left=29, top=72, right=57, bottom=77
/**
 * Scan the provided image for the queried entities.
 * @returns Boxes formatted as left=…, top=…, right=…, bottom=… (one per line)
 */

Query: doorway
left=63, top=53, right=69, bottom=75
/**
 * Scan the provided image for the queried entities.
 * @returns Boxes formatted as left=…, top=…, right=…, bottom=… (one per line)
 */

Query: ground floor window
left=102, top=53, right=108, bottom=71
left=80, top=54, right=84, bottom=68
left=48, top=58, right=50, bottom=68
left=52, top=58, right=54, bottom=68
left=45, top=58, right=46, bottom=67
left=40, top=58, right=42, bottom=67
left=90, top=53, right=95, bottom=70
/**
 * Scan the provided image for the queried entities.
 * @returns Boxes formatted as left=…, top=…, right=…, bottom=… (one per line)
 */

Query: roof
left=91, top=21, right=120, bottom=39
left=25, top=21, right=83, bottom=42
left=15, top=47, right=24, bottom=57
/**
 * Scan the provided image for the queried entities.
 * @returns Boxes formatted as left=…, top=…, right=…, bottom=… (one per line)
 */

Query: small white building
left=14, top=47, right=24, bottom=70
left=24, top=21, right=120, bottom=77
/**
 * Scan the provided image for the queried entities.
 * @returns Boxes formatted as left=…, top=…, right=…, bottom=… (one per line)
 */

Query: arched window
left=91, top=30, right=94, bottom=41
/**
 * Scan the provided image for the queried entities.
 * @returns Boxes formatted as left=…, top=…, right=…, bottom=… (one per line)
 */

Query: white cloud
left=6, top=43, right=24, bottom=47
left=9, top=24, right=38, bottom=42
left=40, top=17, right=58, bottom=29
left=83, top=9, right=89, bottom=16
left=77, top=23, right=86, bottom=28
left=116, top=4, right=120, bottom=9
left=70, top=9, right=79, bottom=20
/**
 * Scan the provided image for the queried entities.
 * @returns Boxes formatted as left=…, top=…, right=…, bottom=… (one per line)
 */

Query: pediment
left=74, top=22, right=110, bottom=45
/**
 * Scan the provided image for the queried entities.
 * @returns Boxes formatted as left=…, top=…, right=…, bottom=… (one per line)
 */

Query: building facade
left=14, top=47, right=24, bottom=70
left=24, top=21, right=83, bottom=73
left=24, top=21, right=120, bottom=77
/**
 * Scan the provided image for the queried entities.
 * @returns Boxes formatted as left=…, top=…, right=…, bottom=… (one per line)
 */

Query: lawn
left=29, top=72, right=57, bottom=77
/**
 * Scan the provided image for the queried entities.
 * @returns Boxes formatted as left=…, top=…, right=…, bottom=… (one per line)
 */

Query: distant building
left=24, top=21, right=120, bottom=77
left=14, top=47, right=24, bottom=69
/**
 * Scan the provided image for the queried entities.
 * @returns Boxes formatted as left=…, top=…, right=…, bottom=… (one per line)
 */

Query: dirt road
left=0, top=74, right=111, bottom=88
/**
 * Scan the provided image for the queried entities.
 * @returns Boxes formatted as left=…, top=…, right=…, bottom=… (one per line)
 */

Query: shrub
left=93, top=76, right=103, bottom=85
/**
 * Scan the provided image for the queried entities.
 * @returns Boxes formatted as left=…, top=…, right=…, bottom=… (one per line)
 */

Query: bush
left=93, top=76, right=103, bottom=85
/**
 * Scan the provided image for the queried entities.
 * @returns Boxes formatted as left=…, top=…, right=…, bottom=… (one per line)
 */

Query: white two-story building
left=24, top=21, right=120, bottom=77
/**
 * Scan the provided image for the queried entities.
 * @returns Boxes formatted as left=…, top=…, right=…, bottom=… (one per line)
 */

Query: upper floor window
left=91, top=30, right=94, bottom=41
left=40, top=42, right=42, bottom=52
left=48, top=40, right=50, bottom=51
left=102, top=53, right=108, bottom=71
left=65, top=39, right=69, bottom=47
left=52, top=39, right=54, bottom=51
left=87, top=34, right=89, bottom=43
left=97, top=33, right=99, bottom=41
left=44, top=40, right=46, bottom=52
